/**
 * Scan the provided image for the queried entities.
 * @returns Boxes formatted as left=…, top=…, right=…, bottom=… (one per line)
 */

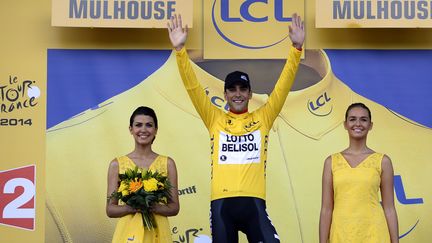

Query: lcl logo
left=205, top=87, right=230, bottom=111
left=393, top=175, right=423, bottom=239
left=307, top=92, right=333, bottom=116
left=211, top=0, right=295, bottom=49
left=220, top=0, right=292, bottom=23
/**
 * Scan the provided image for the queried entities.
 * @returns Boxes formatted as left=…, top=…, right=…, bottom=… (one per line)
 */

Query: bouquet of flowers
left=111, top=166, right=172, bottom=230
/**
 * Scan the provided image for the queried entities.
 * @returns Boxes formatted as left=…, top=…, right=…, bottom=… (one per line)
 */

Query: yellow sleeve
left=175, top=47, right=220, bottom=129
left=258, top=46, right=302, bottom=126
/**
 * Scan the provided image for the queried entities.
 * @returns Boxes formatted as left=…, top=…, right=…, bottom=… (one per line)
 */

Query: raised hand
left=288, top=13, right=305, bottom=49
left=167, top=14, right=188, bottom=51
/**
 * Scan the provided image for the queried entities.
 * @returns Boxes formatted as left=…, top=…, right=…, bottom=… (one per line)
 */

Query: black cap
left=224, top=71, right=251, bottom=90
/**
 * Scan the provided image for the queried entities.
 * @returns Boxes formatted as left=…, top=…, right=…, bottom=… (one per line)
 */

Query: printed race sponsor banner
left=316, top=0, right=432, bottom=28
left=0, top=165, right=36, bottom=231
left=52, top=0, right=193, bottom=28
left=46, top=49, right=431, bottom=242
left=0, top=72, right=44, bottom=242
left=204, top=0, right=304, bottom=59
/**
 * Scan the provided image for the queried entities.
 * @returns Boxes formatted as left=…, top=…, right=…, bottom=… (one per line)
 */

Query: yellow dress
left=111, top=155, right=172, bottom=243
left=330, top=153, right=390, bottom=243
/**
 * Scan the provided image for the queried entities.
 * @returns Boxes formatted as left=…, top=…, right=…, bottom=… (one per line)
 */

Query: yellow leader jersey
left=45, top=50, right=431, bottom=243
left=175, top=46, right=301, bottom=200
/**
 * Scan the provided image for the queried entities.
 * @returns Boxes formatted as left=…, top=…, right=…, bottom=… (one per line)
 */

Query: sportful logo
left=211, top=0, right=292, bottom=49
left=0, top=165, right=36, bottom=230
left=178, top=185, right=197, bottom=196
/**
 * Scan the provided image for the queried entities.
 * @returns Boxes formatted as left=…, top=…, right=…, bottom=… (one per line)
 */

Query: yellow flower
left=121, top=189, right=130, bottom=197
left=143, top=178, right=158, bottom=192
left=118, top=181, right=128, bottom=192
left=157, top=182, right=164, bottom=190
left=118, top=181, right=130, bottom=196
left=129, top=178, right=143, bottom=193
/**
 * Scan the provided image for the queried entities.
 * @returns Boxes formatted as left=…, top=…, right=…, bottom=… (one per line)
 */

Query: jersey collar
left=279, top=50, right=352, bottom=140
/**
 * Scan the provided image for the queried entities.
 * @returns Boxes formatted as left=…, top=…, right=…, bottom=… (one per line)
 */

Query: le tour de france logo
left=211, top=0, right=296, bottom=49
left=0, top=75, right=40, bottom=127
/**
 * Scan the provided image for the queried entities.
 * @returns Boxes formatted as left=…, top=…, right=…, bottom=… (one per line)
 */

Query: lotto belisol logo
left=0, top=165, right=36, bottom=230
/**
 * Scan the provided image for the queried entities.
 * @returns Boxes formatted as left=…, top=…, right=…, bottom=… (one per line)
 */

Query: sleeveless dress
left=112, top=155, right=172, bottom=243
left=330, top=152, right=390, bottom=243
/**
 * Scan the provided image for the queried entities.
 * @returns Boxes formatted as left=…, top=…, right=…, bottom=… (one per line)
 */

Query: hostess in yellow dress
left=330, top=152, right=390, bottom=243
left=111, top=155, right=172, bottom=243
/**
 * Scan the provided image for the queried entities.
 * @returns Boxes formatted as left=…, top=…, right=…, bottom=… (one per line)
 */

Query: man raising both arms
left=168, top=13, right=305, bottom=243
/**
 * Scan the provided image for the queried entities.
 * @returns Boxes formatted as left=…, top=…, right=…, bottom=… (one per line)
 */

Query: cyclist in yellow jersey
left=167, top=14, right=304, bottom=242
left=319, top=103, right=399, bottom=243
left=106, top=106, right=179, bottom=243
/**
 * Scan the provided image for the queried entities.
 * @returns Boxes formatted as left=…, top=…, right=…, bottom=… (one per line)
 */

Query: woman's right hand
left=125, top=205, right=138, bottom=214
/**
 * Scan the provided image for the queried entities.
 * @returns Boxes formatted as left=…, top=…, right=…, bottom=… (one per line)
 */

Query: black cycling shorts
left=210, top=197, right=280, bottom=243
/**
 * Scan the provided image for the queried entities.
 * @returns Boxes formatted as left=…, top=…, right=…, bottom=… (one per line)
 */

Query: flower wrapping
left=111, top=166, right=172, bottom=230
